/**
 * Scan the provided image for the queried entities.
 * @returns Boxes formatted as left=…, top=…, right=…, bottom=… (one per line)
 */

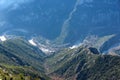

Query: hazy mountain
left=0, top=0, right=76, bottom=39
left=0, top=0, right=120, bottom=53
left=0, top=0, right=120, bottom=80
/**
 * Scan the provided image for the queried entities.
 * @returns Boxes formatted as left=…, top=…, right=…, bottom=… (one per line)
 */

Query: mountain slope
left=0, top=38, right=45, bottom=71
left=0, top=37, right=120, bottom=80
left=45, top=46, right=120, bottom=80
left=64, top=0, right=120, bottom=43
left=0, top=38, right=50, bottom=80
left=0, top=0, right=120, bottom=80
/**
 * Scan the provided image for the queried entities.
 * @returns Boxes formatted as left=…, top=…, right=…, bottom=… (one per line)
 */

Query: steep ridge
left=45, top=46, right=120, bottom=80
left=0, top=38, right=50, bottom=80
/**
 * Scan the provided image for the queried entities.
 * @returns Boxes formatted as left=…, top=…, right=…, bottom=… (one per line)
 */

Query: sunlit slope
left=0, top=38, right=50, bottom=80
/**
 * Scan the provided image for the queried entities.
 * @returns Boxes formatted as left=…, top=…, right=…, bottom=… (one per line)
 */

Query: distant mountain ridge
left=0, top=0, right=119, bottom=54
left=0, top=0, right=120, bottom=44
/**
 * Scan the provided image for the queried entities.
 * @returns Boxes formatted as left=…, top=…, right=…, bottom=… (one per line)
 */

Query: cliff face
left=65, top=0, right=120, bottom=43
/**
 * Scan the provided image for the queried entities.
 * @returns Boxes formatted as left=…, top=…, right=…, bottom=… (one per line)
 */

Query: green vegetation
left=45, top=46, right=120, bottom=80
left=0, top=38, right=120, bottom=80
left=0, top=38, right=50, bottom=80
left=0, top=38, right=45, bottom=71
left=0, top=66, right=43, bottom=80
